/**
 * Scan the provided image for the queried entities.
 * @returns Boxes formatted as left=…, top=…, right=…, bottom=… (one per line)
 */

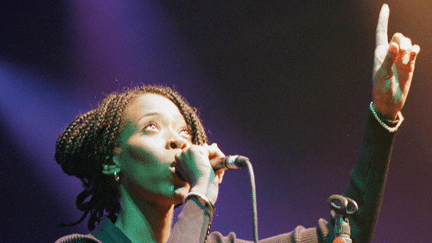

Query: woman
left=55, top=86, right=224, bottom=242
left=55, top=4, right=419, bottom=243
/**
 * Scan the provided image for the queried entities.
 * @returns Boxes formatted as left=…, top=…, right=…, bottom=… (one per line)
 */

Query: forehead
left=123, top=93, right=185, bottom=124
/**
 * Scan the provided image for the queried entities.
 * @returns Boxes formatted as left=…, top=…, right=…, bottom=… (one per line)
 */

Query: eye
left=178, top=128, right=191, bottom=137
left=143, top=122, right=159, bottom=133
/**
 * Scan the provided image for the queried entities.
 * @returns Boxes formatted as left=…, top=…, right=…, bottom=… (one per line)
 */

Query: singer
left=55, top=4, right=419, bottom=243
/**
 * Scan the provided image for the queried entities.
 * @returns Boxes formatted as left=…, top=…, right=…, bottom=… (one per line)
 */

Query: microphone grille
left=225, top=155, right=249, bottom=169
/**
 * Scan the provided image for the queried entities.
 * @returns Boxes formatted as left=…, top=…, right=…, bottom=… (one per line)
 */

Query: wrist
left=189, top=177, right=210, bottom=195
left=184, top=191, right=211, bottom=205
left=370, top=102, right=404, bottom=132
left=190, top=172, right=219, bottom=204
left=372, top=102, right=399, bottom=120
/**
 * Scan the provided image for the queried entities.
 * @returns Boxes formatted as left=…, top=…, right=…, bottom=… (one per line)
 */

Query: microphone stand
left=328, top=195, right=358, bottom=243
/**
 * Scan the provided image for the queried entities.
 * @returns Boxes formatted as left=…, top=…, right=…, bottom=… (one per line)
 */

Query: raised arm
left=373, top=4, right=420, bottom=120
left=343, top=4, right=420, bottom=243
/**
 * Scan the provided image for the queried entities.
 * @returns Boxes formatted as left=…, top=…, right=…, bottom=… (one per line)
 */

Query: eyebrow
left=136, top=112, right=161, bottom=124
left=141, top=112, right=160, bottom=118
left=136, top=112, right=186, bottom=126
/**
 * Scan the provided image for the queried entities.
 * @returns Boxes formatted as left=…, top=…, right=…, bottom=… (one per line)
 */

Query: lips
left=170, top=159, right=186, bottom=182
left=171, top=167, right=188, bottom=187
left=174, top=170, right=186, bottom=181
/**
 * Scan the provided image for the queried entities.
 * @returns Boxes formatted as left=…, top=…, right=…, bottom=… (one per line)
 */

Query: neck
left=115, top=185, right=174, bottom=243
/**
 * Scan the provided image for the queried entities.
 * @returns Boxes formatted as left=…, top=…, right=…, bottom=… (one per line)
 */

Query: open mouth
left=170, top=160, right=187, bottom=182
left=170, top=167, right=187, bottom=186
left=173, top=170, right=186, bottom=182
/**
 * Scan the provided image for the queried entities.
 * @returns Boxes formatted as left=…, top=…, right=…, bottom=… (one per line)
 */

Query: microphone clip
left=328, top=195, right=358, bottom=243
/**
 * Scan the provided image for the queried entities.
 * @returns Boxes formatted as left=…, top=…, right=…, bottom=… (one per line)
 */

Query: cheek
left=122, top=134, right=168, bottom=166
left=118, top=137, right=174, bottom=192
left=120, top=143, right=167, bottom=178
left=120, top=153, right=175, bottom=197
left=126, top=145, right=154, bottom=164
left=125, top=170, right=174, bottom=194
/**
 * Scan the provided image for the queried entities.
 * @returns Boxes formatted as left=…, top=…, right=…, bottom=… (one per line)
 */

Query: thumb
left=378, top=42, right=399, bottom=77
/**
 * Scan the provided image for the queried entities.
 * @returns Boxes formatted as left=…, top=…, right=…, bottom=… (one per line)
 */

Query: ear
left=103, top=148, right=122, bottom=175
left=111, top=148, right=122, bottom=167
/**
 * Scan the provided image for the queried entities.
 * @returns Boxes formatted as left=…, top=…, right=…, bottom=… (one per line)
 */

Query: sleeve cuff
left=369, top=102, right=404, bottom=132
left=184, top=192, right=215, bottom=212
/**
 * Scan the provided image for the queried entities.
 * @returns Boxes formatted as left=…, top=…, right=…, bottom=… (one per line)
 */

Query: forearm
left=168, top=197, right=214, bottom=243
left=342, top=108, right=399, bottom=243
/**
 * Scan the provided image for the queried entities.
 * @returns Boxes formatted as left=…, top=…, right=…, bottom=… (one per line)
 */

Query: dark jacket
left=56, top=111, right=397, bottom=243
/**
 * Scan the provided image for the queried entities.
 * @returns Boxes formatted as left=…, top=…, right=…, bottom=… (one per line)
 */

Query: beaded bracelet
left=369, top=102, right=404, bottom=133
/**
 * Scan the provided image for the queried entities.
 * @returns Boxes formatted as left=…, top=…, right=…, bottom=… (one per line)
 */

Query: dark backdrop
left=1, top=0, right=431, bottom=242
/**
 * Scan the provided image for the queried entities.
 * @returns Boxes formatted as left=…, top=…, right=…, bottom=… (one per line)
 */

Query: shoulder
left=55, top=233, right=102, bottom=243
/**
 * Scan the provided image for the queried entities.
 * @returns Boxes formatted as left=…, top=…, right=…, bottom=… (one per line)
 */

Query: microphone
left=213, top=155, right=250, bottom=170
left=175, top=155, right=250, bottom=181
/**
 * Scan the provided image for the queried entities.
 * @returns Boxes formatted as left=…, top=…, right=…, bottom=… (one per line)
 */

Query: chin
left=173, top=185, right=189, bottom=201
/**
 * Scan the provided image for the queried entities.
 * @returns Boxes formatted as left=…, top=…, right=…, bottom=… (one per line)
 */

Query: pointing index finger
left=376, top=4, right=389, bottom=47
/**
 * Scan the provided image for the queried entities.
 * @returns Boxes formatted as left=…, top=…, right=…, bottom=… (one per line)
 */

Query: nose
left=168, top=137, right=188, bottom=150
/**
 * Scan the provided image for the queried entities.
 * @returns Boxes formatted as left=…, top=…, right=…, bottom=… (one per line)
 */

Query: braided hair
left=55, top=85, right=208, bottom=230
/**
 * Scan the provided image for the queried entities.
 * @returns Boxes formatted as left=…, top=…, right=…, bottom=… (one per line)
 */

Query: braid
left=55, top=85, right=207, bottom=230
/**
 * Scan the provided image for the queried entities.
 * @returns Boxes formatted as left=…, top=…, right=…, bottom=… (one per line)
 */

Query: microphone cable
left=225, top=156, right=258, bottom=243
left=244, top=159, right=259, bottom=243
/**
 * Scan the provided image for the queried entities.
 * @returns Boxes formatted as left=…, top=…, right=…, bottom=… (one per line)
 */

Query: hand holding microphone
left=174, top=143, right=249, bottom=204
left=175, top=143, right=249, bottom=183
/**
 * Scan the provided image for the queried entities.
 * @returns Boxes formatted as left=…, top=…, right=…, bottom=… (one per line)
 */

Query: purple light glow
left=2, top=1, right=432, bottom=242
left=0, top=60, right=87, bottom=208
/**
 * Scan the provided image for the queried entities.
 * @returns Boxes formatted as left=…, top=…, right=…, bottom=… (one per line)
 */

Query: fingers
left=390, top=33, right=420, bottom=67
left=207, top=143, right=225, bottom=161
left=376, top=42, right=399, bottom=79
left=202, top=143, right=226, bottom=184
left=175, top=143, right=225, bottom=174
left=378, top=41, right=398, bottom=75
left=391, top=33, right=412, bottom=65
left=409, top=44, right=421, bottom=71
left=174, top=145, right=212, bottom=186
left=215, top=170, right=225, bottom=184
left=378, top=33, right=419, bottom=75
left=376, top=4, right=389, bottom=47
left=375, top=4, right=420, bottom=71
